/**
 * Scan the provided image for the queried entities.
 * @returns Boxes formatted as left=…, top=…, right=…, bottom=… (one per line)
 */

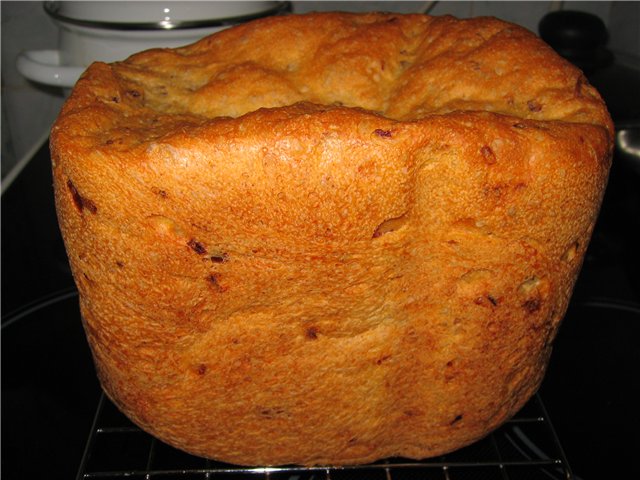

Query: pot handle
left=16, top=50, right=84, bottom=88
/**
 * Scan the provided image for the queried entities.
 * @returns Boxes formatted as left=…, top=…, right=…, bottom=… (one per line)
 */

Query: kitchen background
left=2, top=2, right=639, bottom=480
left=2, top=1, right=640, bottom=189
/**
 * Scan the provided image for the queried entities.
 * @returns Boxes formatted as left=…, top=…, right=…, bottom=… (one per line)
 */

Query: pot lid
left=44, top=1, right=289, bottom=30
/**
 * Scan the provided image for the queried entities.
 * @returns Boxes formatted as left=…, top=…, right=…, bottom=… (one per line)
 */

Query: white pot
left=17, top=1, right=288, bottom=88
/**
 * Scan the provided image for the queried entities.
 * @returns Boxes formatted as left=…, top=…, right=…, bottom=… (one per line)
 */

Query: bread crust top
left=54, top=13, right=612, bottom=137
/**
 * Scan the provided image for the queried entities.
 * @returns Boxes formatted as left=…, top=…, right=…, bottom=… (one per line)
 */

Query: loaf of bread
left=51, top=12, right=613, bottom=466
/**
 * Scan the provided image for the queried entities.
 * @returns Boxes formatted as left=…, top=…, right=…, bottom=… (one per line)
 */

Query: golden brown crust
left=51, top=12, right=613, bottom=465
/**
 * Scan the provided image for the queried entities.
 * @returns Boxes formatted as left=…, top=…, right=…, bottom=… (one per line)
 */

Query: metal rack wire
left=76, top=392, right=574, bottom=480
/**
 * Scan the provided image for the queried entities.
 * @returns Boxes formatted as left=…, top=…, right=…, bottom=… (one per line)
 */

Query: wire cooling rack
left=76, top=392, right=574, bottom=480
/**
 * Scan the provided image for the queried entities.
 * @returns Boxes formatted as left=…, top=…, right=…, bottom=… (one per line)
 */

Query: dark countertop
left=2, top=117, right=639, bottom=479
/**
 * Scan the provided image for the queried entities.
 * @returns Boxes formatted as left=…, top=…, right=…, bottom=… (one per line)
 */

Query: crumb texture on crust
left=51, top=12, right=612, bottom=466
